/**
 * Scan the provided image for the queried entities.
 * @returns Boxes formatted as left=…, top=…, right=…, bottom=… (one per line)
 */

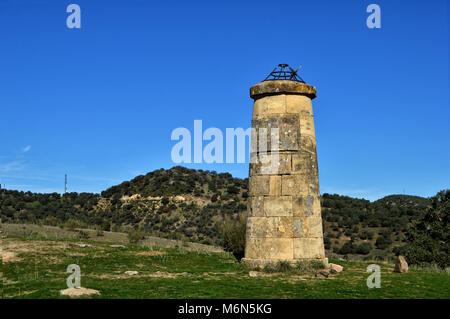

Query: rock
left=329, top=263, right=343, bottom=273
left=394, top=255, right=408, bottom=273
left=60, top=287, right=100, bottom=298
left=124, top=271, right=139, bottom=276
left=315, top=269, right=329, bottom=278
left=249, top=271, right=261, bottom=278
left=70, top=243, right=92, bottom=248
left=110, top=245, right=126, bottom=248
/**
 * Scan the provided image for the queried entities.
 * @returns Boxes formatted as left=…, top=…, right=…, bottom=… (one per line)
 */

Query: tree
left=405, top=190, right=449, bottom=268
left=375, top=235, right=389, bottom=250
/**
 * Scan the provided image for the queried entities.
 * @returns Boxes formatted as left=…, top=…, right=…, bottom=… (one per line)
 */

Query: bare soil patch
left=2, top=251, right=22, bottom=263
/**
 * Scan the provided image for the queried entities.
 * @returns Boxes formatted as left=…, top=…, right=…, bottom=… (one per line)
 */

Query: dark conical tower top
left=263, top=64, right=304, bottom=82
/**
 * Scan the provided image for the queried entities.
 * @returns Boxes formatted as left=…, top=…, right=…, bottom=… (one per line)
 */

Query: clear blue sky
left=0, top=0, right=449, bottom=201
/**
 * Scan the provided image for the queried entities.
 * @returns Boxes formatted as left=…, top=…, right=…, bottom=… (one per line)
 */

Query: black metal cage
left=263, top=64, right=305, bottom=82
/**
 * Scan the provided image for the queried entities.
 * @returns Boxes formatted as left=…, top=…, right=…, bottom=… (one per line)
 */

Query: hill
left=374, top=194, right=431, bottom=207
left=0, top=166, right=433, bottom=260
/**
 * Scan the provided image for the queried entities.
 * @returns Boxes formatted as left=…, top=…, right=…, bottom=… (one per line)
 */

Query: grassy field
left=1, top=233, right=449, bottom=299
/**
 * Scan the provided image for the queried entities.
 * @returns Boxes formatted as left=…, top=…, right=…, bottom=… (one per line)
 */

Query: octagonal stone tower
left=242, top=64, right=327, bottom=268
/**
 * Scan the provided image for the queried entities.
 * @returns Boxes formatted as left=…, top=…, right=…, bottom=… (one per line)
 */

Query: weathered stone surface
left=394, top=256, right=408, bottom=273
left=269, top=175, right=281, bottom=196
left=253, top=94, right=286, bottom=117
left=282, top=175, right=319, bottom=196
left=244, top=77, right=325, bottom=268
left=249, top=175, right=270, bottom=196
left=329, top=263, right=344, bottom=273
left=247, top=215, right=323, bottom=239
left=291, top=152, right=318, bottom=176
left=281, top=175, right=304, bottom=196
left=293, top=238, right=325, bottom=259
left=299, top=114, right=316, bottom=138
left=249, top=196, right=293, bottom=217
left=299, top=135, right=317, bottom=154
left=245, top=237, right=293, bottom=260
left=247, top=217, right=293, bottom=238
left=251, top=114, right=300, bottom=152
left=250, top=153, right=292, bottom=176
left=263, top=196, right=292, bottom=217
left=286, top=95, right=313, bottom=114
left=292, top=216, right=324, bottom=238
left=292, top=196, right=320, bottom=217
left=248, top=196, right=265, bottom=217
left=249, top=271, right=261, bottom=277
left=250, top=80, right=316, bottom=100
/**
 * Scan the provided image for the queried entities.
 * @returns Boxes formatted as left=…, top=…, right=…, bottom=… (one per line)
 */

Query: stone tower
left=242, top=64, right=327, bottom=268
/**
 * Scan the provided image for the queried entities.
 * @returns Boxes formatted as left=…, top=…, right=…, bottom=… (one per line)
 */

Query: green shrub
left=96, top=227, right=104, bottom=237
left=78, top=230, right=90, bottom=239
left=262, top=261, right=294, bottom=273
left=42, top=216, right=60, bottom=226
left=355, top=243, right=372, bottom=255
left=101, top=220, right=111, bottom=231
left=276, top=261, right=293, bottom=272
left=62, top=219, right=82, bottom=231
left=309, top=260, right=326, bottom=270
left=127, top=229, right=146, bottom=244
left=219, top=214, right=246, bottom=259
left=295, top=260, right=326, bottom=273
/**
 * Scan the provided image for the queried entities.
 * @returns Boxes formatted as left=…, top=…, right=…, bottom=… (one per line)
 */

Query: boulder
left=315, top=269, right=329, bottom=278
left=110, top=245, right=126, bottom=248
left=124, top=271, right=139, bottom=276
left=249, top=271, right=261, bottom=278
left=60, top=287, right=100, bottom=297
left=329, top=263, right=343, bottom=273
left=394, top=255, right=408, bottom=273
left=70, top=243, right=92, bottom=248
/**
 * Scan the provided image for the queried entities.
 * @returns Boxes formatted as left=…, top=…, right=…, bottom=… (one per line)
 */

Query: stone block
left=249, top=175, right=270, bottom=196
left=248, top=196, right=264, bottom=217
left=281, top=175, right=306, bottom=196
left=291, top=152, right=318, bottom=176
left=299, top=135, right=317, bottom=154
left=245, top=237, right=293, bottom=260
left=285, top=95, right=313, bottom=115
left=246, top=217, right=293, bottom=238
left=250, top=153, right=291, bottom=175
left=299, top=114, right=316, bottom=138
left=251, top=114, right=300, bottom=152
left=253, top=95, right=286, bottom=118
left=269, top=175, right=281, bottom=196
left=291, top=216, right=324, bottom=238
left=263, top=196, right=293, bottom=217
left=293, top=238, right=326, bottom=259
left=292, top=195, right=321, bottom=217
left=282, top=175, right=319, bottom=196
